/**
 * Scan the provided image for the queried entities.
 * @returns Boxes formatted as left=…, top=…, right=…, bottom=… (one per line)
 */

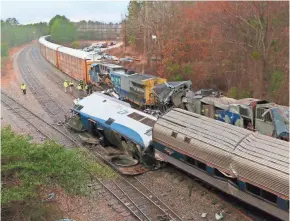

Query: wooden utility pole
left=142, top=1, right=147, bottom=74
left=124, top=17, right=127, bottom=53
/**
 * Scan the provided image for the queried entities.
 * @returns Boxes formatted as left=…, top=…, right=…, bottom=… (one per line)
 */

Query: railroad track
left=88, top=144, right=183, bottom=221
left=17, top=47, right=67, bottom=123
left=29, top=46, right=78, bottom=98
left=15, top=45, right=183, bottom=221
left=1, top=92, right=77, bottom=147
left=18, top=44, right=277, bottom=221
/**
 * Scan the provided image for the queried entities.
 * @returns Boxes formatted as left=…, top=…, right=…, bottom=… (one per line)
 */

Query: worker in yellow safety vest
left=63, top=80, right=69, bottom=93
left=69, top=81, right=74, bottom=92
left=77, top=84, right=82, bottom=91
left=20, top=83, right=27, bottom=95
left=85, top=84, right=89, bottom=94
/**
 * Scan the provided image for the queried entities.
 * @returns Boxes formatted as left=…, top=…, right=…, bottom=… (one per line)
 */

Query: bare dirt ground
left=40, top=187, right=125, bottom=221
left=1, top=43, right=53, bottom=129
left=138, top=167, right=250, bottom=221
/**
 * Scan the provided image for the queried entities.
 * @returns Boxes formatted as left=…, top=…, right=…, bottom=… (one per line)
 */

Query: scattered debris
left=58, top=219, right=76, bottom=221
left=201, top=213, right=207, bottom=218
left=42, top=192, right=55, bottom=203
left=215, top=212, right=224, bottom=220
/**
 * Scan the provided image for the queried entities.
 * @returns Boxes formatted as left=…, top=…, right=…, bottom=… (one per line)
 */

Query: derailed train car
left=152, top=108, right=289, bottom=220
left=72, top=92, right=157, bottom=160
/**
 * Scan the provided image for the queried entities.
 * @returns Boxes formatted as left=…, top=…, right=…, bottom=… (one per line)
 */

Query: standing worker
left=63, top=80, right=69, bottom=93
left=88, top=82, right=93, bottom=94
left=77, top=83, right=83, bottom=98
left=20, top=83, right=27, bottom=95
left=79, top=80, right=84, bottom=90
left=77, top=83, right=82, bottom=91
left=85, top=84, right=89, bottom=95
left=69, top=81, right=74, bottom=92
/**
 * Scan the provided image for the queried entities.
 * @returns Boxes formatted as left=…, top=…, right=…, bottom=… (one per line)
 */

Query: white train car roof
left=58, top=46, right=90, bottom=59
left=154, top=108, right=289, bottom=199
left=39, top=35, right=62, bottom=50
left=75, top=92, right=157, bottom=148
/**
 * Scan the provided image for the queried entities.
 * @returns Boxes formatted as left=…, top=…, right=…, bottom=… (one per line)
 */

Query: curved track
left=17, top=47, right=67, bottom=122
left=13, top=45, right=184, bottom=221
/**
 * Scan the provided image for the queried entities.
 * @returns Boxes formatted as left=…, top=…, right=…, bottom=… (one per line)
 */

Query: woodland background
left=123, top=1, right=289, bottom=105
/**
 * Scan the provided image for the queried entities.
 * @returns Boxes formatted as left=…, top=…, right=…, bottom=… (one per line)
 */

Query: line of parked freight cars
left=71, top=92, right=289, bottom=221
left=38, top=35, right=289, bottom=141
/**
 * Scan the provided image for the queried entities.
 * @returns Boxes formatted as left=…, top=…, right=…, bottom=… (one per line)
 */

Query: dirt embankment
left=1, top=43, right=32, bottom=89
left=107, top=45, right=160, bottom=74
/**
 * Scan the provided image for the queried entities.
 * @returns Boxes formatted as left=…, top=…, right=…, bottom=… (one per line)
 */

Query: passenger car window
left=105, top=118, right=115, bottom=125
left=171, top=131, right=177, bottom=138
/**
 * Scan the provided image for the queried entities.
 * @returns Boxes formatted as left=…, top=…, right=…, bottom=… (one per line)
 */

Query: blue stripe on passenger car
left=78, top=112, right=146, bottom=148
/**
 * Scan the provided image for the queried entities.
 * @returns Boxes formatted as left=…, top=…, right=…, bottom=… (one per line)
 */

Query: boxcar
left=39, top=35, right=61, bottom=67
left=58, top=46, right=89, bottom=81
left=152, top=108, right=289, bottom=220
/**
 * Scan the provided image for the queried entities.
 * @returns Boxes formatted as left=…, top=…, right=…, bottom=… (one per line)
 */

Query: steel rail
left=1, top=91, right=77, bottom=147
left=89, top=145, right=183, bottom=221
left=29, top=46, right=77, bottom=98
left=17, top=48, right=66, bottom=122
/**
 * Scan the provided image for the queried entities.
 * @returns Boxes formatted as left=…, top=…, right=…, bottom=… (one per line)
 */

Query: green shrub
left=1, top=126, right=115, bottom=205
left=228, top=87, right=238, bottom=98
left=71, top=41, right=80, bottom=49
left=1, top=43, right=9, bottom=57
left=269, top=70, right=284, bottom=94
left=251, top=51, right=260, bottom=60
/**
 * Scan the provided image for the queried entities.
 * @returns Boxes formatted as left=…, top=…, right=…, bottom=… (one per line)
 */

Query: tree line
left=1, top=15, right=121, bottom=57
left=124, top=1, right=289, bottom=105
left=1, top=18, right=49, bottom=57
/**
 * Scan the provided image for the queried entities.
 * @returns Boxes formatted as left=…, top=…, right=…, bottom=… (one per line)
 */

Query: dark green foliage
left=228, top=87, right=238, bottom=98
left=71, top=41, right=80, bottom=49
left=1, top=43, right=8, bottom=57
left=50, top=17, right=77, bottom=44
left=1, top=126, right=115, bottom=206
left=228, top=87, right=253, bottom=99
left=269, top=70, right=284, bottom=94
left=48, top=15, right=69, bottom=33
left=1, top=18, right=49, bottom=54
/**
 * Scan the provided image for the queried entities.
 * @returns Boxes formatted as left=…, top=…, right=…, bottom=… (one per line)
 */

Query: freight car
left=39, top=35, right=99, bottom=83
left=152, top=108, right=289, bottom=220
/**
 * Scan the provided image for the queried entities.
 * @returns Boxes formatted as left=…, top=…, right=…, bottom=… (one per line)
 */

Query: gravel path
left=138, top=167, right=250, bottom=221
left=1, top=45, right=53, bottom=130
